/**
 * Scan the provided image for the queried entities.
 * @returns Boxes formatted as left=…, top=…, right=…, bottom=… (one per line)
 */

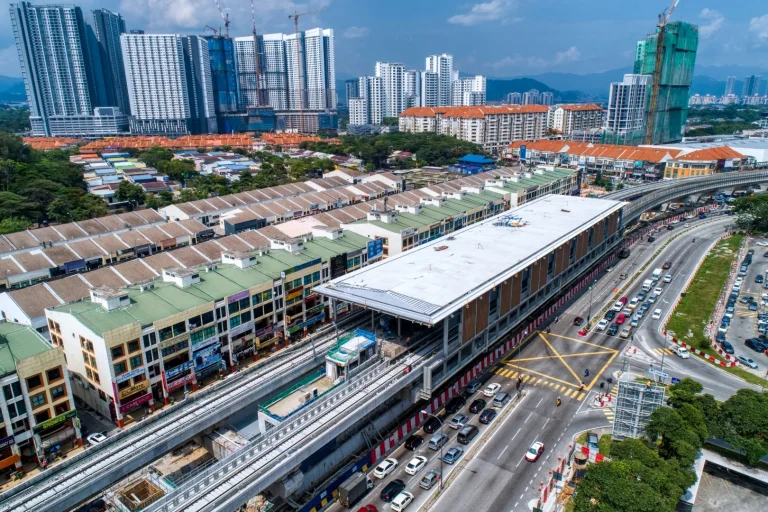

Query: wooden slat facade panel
left=510, top=274, right=521, bottom=309
left=529, top=261, right=540, bottom=293
left=462, top=300, right=476, bottom=343
left=593, top=220, right=605, bottom=247
left=576, top=232, right=587, bottom=260
left=608, top=212, right=618, bottom=236
left=539, top=256, right=548, bottom=288
left=500, top=280, right=512, bottom=316
left=556, top=245, right=568, bottom=275
left=475, top=293, right=489, bottom=333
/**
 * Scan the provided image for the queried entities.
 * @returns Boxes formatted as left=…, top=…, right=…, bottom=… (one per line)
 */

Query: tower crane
left=212, top=0, right=230, bottom=38
left=250, top=0, right=265, bottom=107
left=645, top=0, right=680, bottom=144
left=288, top=8, right=327, bottom=133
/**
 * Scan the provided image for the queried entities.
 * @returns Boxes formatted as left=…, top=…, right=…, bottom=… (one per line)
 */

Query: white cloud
left=490, top=55, right=522, bottom=69
left=699, top=9, right=724, bottom=39
left=343, top=26, right=369, bottom=39
left=448, top=0, right=511, bottom=26
left=554, top=46, right=581, bottom=64
left=749, top=14, right=768, bottom=45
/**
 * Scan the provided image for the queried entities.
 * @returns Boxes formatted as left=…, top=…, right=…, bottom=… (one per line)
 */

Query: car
left=619, top=296, right=629, bottom=306
left=620, top=327, right=632, bottom=338
left=87, top=432, right=107, bottom=445
left=405, top=435, right=424, bottom=451
left=483, top=383, right=501, bottom=397
left=721, top=341, right=735, bottom=354
left=636, top=309, right=645, bottom=319
left=718, top=323, right=729, bottom=334
left=597, top=318, right=610, bottom=331
left=607, top=324, right=619, bottom=336
left=404, top=456, right=428, bottom=476
left=648, top=236, right=656, bottom=242
left=739, top=296, right=752, bottom=304
left=573, top=316, right=584, bottom=326
left=674, top=346, right=690, bottom=359
left=716, top=332, right=726, bottom=343
left=615, top=314, right=627, bottom=325
left=469, top=398, right=487, bottom=413
left=684, top=223, right=690, bottom=227
left=663, top=274, right=672, bottom=283
left=390, top=491, right=414, bottom=512
left=764, top=281, right=768, bottom=289
left=648, top=294, right=657, bottom=304
left=666, top=224, right=674, bottom=231
left=606, top=266, right=614, bottom=272
left=619, top=272, right=628, bottom=280
left=746, top=338, right=766, bottom=352
left=737, top=355, right=759, bottom=369
left=764, top=251, right=768, bottom=257
left=443, top=446, right=464, bottom=464
left=374, top=458, right=398, bottom=479
left=662, top=261, right=672, bottom=269
left=445, top=395, right=466, bottom=414
left=725, top=306, right=735, bottom=317
left=612, top=300, right=624, bottom=312
left=423, top=416, right=442, bottom=434
left=750, top=302, right=759, bottom=311
left=479, top=409, right=497, bottom=424
left=652, top=309, right=662, bottom=320
left=630, top=316, right=639, bottom=327
left=449, top=413, right=469, bottom=430
left=641, top=301, right=650, bottom=311
left=637, top=291, right=647, bottom=301
left=465, top=380, right=482, bottom=395
left=733, top=283, right=742, bottom=292
left=654, top=287, right=663, bottom=295
left=628, top=298, right=640, bottom=310
left=605, top=310, right=617, bottom=321
left=428, top=433, right=448, bottom=450
left=525, top=442, right=545, bottom=462
left=757, top=275, right=765, bottom=284
left=419, top=470, right=441, bottom=490
left=736, top=276, right=744, bottom=284
left=380, top=480, right=406, bottom=502
left=621, top=307, right=632, bottom=316
left=357, top=505, right=377, bottom=512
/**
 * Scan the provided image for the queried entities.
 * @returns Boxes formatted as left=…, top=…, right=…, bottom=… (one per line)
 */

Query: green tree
left=176, top=189, right=198, bottom=203
left=0, top=191, right=38, bottom=220
left=733, top=195, right=768, bottom=232
left=0, top=217, right=31, bottom=234
left=0, top=132, right=31, bottom=162
left=0, top=106, right=31, bottom=133
left=137, top=146, right=174, bottom=169
left=160, top=159, right=197, bottom=186
left=114, top=180, right=147, bottom=204
left=47, top=189, right=107, bottom=223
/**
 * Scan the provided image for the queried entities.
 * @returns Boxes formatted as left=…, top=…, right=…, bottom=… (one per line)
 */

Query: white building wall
left=421, top=71, right=438, bottom=107
left=349, top=98, right=368, bottom=125
left=404, top=70, right=421, bottom=108
left=605, top=74, right=651, bottom=137
left=425, top=54, right=453, bottom=107
left=375, top=62, right=405, bottom=117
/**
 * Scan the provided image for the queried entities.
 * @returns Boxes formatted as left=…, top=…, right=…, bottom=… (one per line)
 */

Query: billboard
left=194, top=344, right=222, bottom=372
left=331, top=253, right=347, bottom=279
left=519, top=144, right=527, bottom=162
left=367, top=238, right=384, bottom=261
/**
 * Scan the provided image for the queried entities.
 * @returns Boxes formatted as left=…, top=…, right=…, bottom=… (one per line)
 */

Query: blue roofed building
left=450, top=154, right=497, bottom=175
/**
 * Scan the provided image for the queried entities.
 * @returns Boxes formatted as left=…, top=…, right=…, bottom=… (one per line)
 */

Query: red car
left=358, top=506, right=377, bottom=512
left=618, top=296, right=628, bottom=306
left=615, top=314, right=627, bottom=325
left=573, top=317, right=584, bottom=326
left=525, top=442, right=545, bottom=462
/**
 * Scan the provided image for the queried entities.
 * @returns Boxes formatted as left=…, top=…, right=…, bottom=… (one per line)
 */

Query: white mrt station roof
left=316, top=195, right=625, bottom=325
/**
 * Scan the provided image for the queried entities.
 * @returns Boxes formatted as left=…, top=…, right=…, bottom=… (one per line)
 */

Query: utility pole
left=288, top=8, right=327, bottom=133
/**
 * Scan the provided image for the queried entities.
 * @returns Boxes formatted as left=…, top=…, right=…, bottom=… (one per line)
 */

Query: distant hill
left=0, top=75, right=25, bottom=103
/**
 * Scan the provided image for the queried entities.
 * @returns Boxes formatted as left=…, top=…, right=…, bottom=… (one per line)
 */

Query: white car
left=630, top=316, right=639, bottom=327
left=87, top=432, right=108, bottom=445
left=683, top=223, right=690, bottom=227
left=597, top=319, right=609, bottom=331
left=628, top=298, right=640, bottom=310
left=654, top=287, right=663, bottom=295
left=373, top=457, right=398, bottom=479
left=663, top=274, right=672, bottom=283
left=674, top=346, right=690, bottom=359
left=404, top=456, right=428, bottom=475
left=621, top=307, right=632, bottom=316
left=652, top=308, right=662, bottom=320
left=484, top=383, right=502, bottom=397
left=733, top=283, right=742, bottom=292
left=449, top=413, right=469, bottom=429
left=525, top=441, right=545, bottom=462
left=390, top=491, right=415, bottom=512
left=612, top=300, right=624, bottom=312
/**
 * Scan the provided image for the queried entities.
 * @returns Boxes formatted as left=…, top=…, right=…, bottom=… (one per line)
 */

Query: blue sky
left=1, top=0, right=767, bottom=78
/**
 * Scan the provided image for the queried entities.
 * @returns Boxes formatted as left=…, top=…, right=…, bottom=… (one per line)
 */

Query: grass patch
left=598, top=434, right=612, bottom=456
left=576, top=432, right=587, bottom=445
left=665, top=234, right=768, bottom=387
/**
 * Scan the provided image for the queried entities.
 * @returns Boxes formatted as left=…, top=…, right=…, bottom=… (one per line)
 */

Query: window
left=142, top=332, right=157, bottom=348
left=31, top=393, right=47, bottom=408
left=46, top=367, right=62, bottom=383
left=34, top=410, right=51, bottom=424
left=292, top=279, right=302, bottom=289
left=252, top=293, right=262, bottom=305
left=128, top=339, right=140, bottom=353
left=239, top=297, right=250, bottom=310
left=111, top=345, right=124, bottom=359
left=7, top=400, right=25, bottom=419
left=230, top=315, right=241, bottom=329
left=240, top=311, right=251, bottom=323
left=172, top=321, right=186, bottom=337
left=303, top=275, right=312, bottom=285
left=228, top=301, right=240, bottom=315
left=26, top=374, right=43, bottom=390
left=114, top=362, right=127, bottom=375
left=158, top=326, right=173, bottom=341
left=130, top=355, right=142, bottom=368
left=188, top=314, right=202, bottom=329
left=3, top=382, right=21, bottom=401
left=50, top=385, right=65, bottom=401
left=202, top=311, right=214, bottom=325
left=313, top=271, right=320, bottom=282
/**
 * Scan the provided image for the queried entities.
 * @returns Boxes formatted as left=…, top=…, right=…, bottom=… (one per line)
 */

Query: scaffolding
left=640, top=21, right=699, bottom=145
left=611, top=380, right=665, bottom=439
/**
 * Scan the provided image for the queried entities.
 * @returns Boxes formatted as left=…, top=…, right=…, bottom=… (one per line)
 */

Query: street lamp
left=518, top=329, right=528, bottom=358
left=420, top=410, right=444, bottom=490
left=586, top=279, right=597, bottom=328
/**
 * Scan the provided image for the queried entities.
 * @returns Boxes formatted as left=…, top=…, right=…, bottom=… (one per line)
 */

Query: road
left=322, top=214, right=757, bottom=512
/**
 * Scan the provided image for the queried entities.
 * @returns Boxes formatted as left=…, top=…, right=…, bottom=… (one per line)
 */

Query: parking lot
left=719, top=238, right=768, bottom=372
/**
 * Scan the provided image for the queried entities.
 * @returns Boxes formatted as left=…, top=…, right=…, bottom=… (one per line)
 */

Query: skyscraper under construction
left=637, top=21, right=698, bottom=145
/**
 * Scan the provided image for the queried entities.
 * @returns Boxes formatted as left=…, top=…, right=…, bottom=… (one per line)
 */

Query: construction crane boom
left=249, top=0, right=265, bottom=107
left=645, top=0, right=681, bottom=145
left=212, top=0, right=230, bottom=38
left=287, top=8, right=328, bottom=133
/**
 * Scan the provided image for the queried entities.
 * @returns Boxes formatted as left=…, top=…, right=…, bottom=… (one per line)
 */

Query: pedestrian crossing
left=492, top=366, right=586, bottom=401
left=652, top=347, right=674, bottom=356
left=601, top=382, right=620, bottom=423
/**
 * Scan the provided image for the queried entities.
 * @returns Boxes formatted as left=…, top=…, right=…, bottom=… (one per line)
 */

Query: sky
left=1, top=0, right=767, bottom=79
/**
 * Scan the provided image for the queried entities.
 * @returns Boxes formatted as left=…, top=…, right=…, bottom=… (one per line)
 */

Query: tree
left=114, top=180, right=147, bottom=204
left=0, top=132, right=31, bottom=162
left=0, top=217, right=31, bottom=234
left=137, top=146, right=174, bottom=169
left=47, top=189, right=107, bottom=223
left=646, top=406, right=705, bottom=467
left=733, top=195, right=768, bottom=232
left=716, top=389, right=768, bottom=465
left=0, top=191, right=37, bottom=220
left=160, top=159, right=197, bottom=186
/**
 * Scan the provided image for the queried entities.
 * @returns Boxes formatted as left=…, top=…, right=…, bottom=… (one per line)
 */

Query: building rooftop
left=0, top=322, right=53, bottom=378
left=317, top=195, right=625, bottom=324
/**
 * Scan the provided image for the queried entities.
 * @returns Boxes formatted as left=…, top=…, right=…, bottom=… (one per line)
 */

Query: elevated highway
left=604, top=169, right=768, bottom=219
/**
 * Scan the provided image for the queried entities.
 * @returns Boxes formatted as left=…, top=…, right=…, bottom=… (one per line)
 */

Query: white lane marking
left=536, top=397, right=543, bottom=407
left=497, top=445, right=509, bottom=460
left=511, top=427, right=521, bottom=442
left=524, top=412, right=533, bottom=423
left=542, top=418, right=550, bottom=430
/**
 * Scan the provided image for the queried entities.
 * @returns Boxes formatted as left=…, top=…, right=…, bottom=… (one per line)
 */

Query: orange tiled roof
left=672, top=146, right=744, bottom=161
left=400, top=105, right=549, bottom=119
left=507, top=140, right=684, bottom=163
left=22, top=137, right=81, bottom=150
left=558, top=104, right=604, bottom=112
left=79, top=134, right=257, bottom=153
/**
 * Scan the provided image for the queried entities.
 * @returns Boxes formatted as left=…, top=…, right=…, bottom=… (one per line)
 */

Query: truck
left=642, top=279, right=653, bottom=292
left=338, top=472, right=373, bottom=508
left=651, top=268, right=663, bottom=281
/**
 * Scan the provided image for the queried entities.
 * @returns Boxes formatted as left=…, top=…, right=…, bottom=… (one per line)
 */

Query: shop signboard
left=331, top=253, right=347, bottom=279
left=286, top=289, right=304, bottom=301
left=230, top=321, right=254, bottom=338
left=166, top=373, right=195, bottom=393
left=367, top=238, right=384, bottom=261
left=33, top=410, right=76, bottom=434
left=194, top=345, right=222, bottom=372
left=255, top=324, right=275, bottom=338
left=165, top=360, right=194, bottom=379
left=118, top=380, right=149, bottom=400
left=0, top=435, right=14, bottom=449
left=116, top=366, right=145, bottom=384
left=63, top=259, right=86, bottom=273
left=520, top=144, right=527, bottom=162
left=228, top=290, right=250, bottom=304
left=119, top=392, right=152, bottom=414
